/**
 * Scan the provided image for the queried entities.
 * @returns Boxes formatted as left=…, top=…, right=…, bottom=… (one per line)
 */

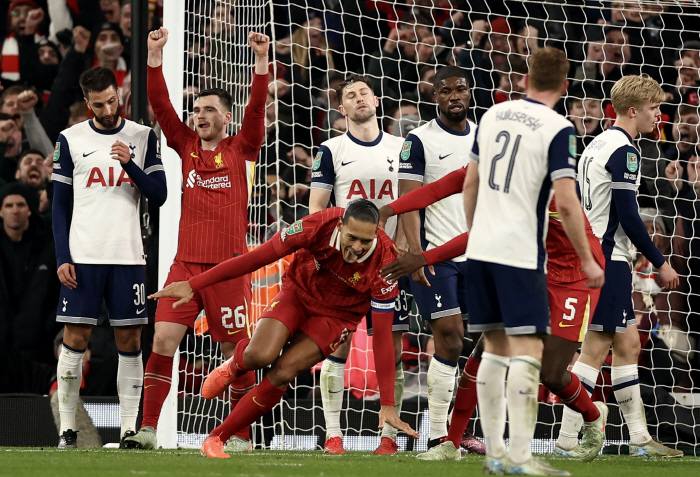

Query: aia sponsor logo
left=86, top=167, right=134, bottom=187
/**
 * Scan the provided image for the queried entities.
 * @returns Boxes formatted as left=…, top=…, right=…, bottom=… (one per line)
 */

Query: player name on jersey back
left=466, top=98, right=577, bottom=271
left=399, top=117, right=476, bottom=261
left=311, top=131, right=403, bottom=239
left=52, top=120, right=155, bottom=265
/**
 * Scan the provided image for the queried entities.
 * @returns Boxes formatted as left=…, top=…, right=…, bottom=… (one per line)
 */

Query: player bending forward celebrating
left=463, top=47, right=604, bottom=475
left=151, top=200, right=418, bottom=458
left=124, top=28, right=268, bottom=450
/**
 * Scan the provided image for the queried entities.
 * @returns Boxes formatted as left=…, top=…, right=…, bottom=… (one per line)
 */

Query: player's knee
left=152, top=331, right=179, bottom=356
left=539, top=366, right=566, bottom=392
left=63, top=325, right=91, bottom=350
left=243, top=346, right=275, bottom=370
left=267, top=364, right=298, bottom=388
left=114, top=326, right=142, bottom=353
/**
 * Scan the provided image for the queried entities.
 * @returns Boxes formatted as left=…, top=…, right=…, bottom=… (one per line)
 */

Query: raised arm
left=238, top=32, right=270, bottom=156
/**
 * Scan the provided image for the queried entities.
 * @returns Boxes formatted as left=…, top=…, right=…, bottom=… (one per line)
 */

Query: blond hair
left=291, top=21, right=335, bottom=82
left=611, top=74, right=665, bottom=115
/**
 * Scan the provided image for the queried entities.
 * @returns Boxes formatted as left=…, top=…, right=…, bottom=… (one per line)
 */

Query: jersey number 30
left=488, top=131, right=522, bottom=193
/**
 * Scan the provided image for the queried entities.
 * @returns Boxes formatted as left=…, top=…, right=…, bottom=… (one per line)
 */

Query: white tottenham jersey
left=466, top=98, right=577, bottom=271
left=310, top=130, right=403, bottom=239
left=52, top=119, right=161, bottom=265
left=398, top=117, right=476, bottom=261
left=578, top=126, right=641, bottom=263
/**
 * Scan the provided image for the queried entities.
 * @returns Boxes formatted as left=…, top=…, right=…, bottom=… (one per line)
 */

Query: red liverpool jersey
left=147, top=65, right=267, bottom=263
left=546, top=197, right=605, bottom=283
left=276, top=208, right=399, bottom=324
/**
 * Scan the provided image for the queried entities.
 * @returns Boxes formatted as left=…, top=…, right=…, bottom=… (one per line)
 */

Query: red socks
left=230, top=371, right=256, bottom=440
left=211, top=376, right=286, bottom=443
left=141, top=352, right=174, bottom=429
left=447, top=354, right=480, bottom=447
left=228, top=338, right=252, bottom=378
left=554, top=371, right=601, bottom=423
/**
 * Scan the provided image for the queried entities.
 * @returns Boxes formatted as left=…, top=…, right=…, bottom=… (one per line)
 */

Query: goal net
left=162, top=0, right=700, bottom=453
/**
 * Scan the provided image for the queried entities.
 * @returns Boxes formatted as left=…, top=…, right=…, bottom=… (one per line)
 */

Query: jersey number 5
left=488, top=131, right=521, bottom=193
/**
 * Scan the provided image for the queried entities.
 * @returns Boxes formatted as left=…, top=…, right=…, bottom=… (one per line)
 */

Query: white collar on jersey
left=329, top=225, right=378, bottom=263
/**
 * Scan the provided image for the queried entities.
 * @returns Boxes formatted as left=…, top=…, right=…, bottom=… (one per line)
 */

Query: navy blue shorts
left=589, top=260, right=635, bottom=334
left=410, top=259, right=467, bottom=321
left=465, top=259, right=550, bottom=335
left=56, top=264, right=148, bottom=327
left=367, top=276, right=411, bottom=335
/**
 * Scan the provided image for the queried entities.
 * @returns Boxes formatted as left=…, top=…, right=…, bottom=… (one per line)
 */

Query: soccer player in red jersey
left=124, top=28, right=268, bottom=450
left=377, top=166, right=608, bottom=462
left=150, top=200, right=419, bottom=458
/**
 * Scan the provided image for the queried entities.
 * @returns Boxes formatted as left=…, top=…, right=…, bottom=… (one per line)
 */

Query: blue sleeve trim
left=144, top=129, right=163, bottom=170
left=398, top=133, right=425, bottom=180
left=612, top=189, right=665, bottom=268
left=310, top=144, right=335, bottom=186
left=606, top=145, right=639, bottom=185
left=548, top=126, right=577, bottom=179
left=52, top=180, right=73, bottom=266
left=51, top=133, right=74, bottom=183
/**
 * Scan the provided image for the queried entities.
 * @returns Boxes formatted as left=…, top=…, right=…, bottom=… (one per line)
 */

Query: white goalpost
left=156, top=0, right=700, bottom=453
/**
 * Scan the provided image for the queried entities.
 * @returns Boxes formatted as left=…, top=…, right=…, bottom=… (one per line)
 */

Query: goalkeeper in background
left=124, top=27, right=269, bottom=451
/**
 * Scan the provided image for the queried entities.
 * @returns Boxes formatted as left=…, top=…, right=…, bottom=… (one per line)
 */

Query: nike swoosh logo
left=438, top=153, right=453, bottom=160
left=340, top=160, right=356, bottom=166
left=227, top=329, right=242, bottom=335
left=328, top=389, right=343, bottom=394
left=136, top=308, right=145, bottom=314
left=447, top=389, right=454, bottom=393
left=398, top=315, right=408, bottom=321
left=252, top=397, right=265, bottom=408
left=558, top=322, right=576, bottom=328
left=144, top=385, right=157, bottom=389
left=519, top=390, right=535, bottom=395
left=83, top=151, right=97, bottom=157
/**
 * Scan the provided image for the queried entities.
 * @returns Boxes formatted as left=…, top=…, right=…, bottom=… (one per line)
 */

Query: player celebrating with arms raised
left=151, top=200, right=418, bottom=458
left=53, top=66, right=167, bottom=448
left=557, top=74, right=682, bottom=458
left=309, top=73, right=408, bottom=455
left=124, top=28, right=268, bottom=451
left=463, top=47, right=604, bottom=475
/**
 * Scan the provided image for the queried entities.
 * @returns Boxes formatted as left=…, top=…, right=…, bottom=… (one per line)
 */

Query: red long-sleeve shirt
left=147, top=65, right=267, bottom=263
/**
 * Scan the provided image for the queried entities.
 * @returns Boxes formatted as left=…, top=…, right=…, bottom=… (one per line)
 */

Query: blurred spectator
left=100, top=0, right=122, bottom=24
left=90, top=22, right=127, bottom=90
left=1, top=0, right=44, bottom=84
left=493, top=55, right=527, bottom=104
left=14, top=148, right=46, bottom=190
left=120, top=1, right=132, bottom=38
left=291, top=17, right=337, bottom=90
left=0, top=183, right=60, bottom=367
left=598, top=24, right=640, bottom=97
left=566, top=82, right=605, bottom=156
left=207, top=2, right=233, bottom=90
left=67, top=101, right=89, bottom=127
left=0, top=111, right=24, bottom=184
left=40, top=26, right=91, bottom=143
left=1, top=86, right=53, bottom=158
left=512, top=23, right=541, bottom=58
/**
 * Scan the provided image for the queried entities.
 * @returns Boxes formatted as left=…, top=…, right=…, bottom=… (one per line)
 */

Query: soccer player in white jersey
left=396, top=65, right=484, bottom=457
left=463, top=47, right=604, bottom=475
left=309, top=73, right=408, bottom=455
left=556, top=74, right=683, bottom=458
left=51, top=67, right=167, bottom=448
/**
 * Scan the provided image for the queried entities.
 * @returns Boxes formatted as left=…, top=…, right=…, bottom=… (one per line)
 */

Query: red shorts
left=548, top=279, right=600, bottom=342
left=156, top=260, right=252, bottom=343
left=260, top=287, right=355, bottom=358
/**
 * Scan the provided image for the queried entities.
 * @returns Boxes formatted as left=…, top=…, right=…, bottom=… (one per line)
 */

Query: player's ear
left=374, top=95, right=379, bottom=107
left=224, top=110, right=233, bottom=124
left=338, top=104, right=347, bottom=117
left=561, top=79, right=569, bottom=95
left=84, top=97, right=92, bottom=113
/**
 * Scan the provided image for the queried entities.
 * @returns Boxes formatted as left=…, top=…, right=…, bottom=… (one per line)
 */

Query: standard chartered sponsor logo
left=186, top=170, right=231, bottom=189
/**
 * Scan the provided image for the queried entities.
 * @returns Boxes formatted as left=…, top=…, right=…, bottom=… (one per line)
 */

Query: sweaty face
left=435, top=77, right=470, bottom=123
left=337, top=217, right=378, bottom=264
left=193, top=95, right=231, bottom=141
left=86, top=87, right=122, bottom=129
left=340, top=82, right=378, bottom=125
left=0, top=194, right=31, bottom=231
left=17, top=153, right=46, bottom=188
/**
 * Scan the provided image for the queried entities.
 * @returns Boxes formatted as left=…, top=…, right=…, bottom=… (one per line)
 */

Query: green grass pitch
left=1, top=449, right=698, bottom=477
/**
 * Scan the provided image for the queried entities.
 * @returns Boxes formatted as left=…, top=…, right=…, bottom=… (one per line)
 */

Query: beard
left=440, top=105, right=468, bottom=123
left=94, top=106, right=122, bottom=129
left=349, top=106, right=376, bottom=124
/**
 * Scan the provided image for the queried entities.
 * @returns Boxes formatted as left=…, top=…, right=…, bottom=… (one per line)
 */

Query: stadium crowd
left=0, top=0, right=699, bottom=449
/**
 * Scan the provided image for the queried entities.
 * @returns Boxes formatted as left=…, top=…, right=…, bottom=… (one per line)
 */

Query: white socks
left=557, top=361, right=598, bottom=449
left=507, top=355, right=541, bottom=465
left=320, top=357, right=345, bottom=440
left=117, top=350, right=143, bottom=437
left=381, top=362, right=405, bottom=440
left=57, top=344, right=85, bottom=433
left=612, top=364, right=651, bottom=445
left=476, top=352, right=509, bottom=458
left=427, top=356, right=458, bottom=441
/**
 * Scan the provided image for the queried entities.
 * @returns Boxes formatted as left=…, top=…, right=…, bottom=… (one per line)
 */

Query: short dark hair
left=433, top=65, right=470, bottom=88
left=0, top=85, right=28, bottom=107
left=336, top=74, right=374, bottom=103
left=342, top=199, right=379, bottom=225
left=0, top=182, right=39, bottom=214
left=17, top=148, right=45, bottom=170
left=79, top=66, right=119, bottom=98
left=195, top=88, right=233, bottom=112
